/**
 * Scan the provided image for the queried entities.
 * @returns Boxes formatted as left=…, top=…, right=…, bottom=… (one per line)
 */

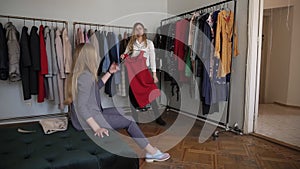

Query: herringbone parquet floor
left=124, top=111, right=300, bottom=169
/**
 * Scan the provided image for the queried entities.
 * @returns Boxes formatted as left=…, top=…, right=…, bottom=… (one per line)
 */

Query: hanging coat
left=20, top=26, right=32, bottom=100
left=50, top=27, right=60, bottom=105
left=55, top=29, right=66, bottom=110
left=5, top=22, right=21, bottom=82
left=0, top=23, right=9, bottom=80
left=44, top=26, right=54, bottom=100
left=29, top=26, right=40, bottom=95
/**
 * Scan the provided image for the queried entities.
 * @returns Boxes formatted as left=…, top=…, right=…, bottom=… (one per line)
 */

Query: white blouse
left=125, top=39, right=156, bottom=72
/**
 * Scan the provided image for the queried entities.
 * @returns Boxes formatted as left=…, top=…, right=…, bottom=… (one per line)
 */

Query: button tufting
left=24, top=155, right=30, bottom=159
left=46, top=158, right=54, bottom=162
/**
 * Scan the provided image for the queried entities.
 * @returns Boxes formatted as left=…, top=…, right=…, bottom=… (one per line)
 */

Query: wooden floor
left=126, top=110, right=300, bottom=169
left=256, top=104, right=300, bottom=147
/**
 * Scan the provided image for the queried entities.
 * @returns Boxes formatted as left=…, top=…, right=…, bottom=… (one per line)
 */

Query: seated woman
left=64, top=43, right=170, bottom=162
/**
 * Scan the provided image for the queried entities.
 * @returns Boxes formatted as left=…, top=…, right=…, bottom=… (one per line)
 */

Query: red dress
left=38, top=25, right=48, bottom=103
left=124, top=51, right=160, bottom=108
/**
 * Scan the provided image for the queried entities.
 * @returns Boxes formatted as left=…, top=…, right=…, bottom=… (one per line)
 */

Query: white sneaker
left=145, top=150, right=170, bottom=163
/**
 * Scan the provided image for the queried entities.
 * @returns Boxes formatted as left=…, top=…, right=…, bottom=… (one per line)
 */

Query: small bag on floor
left=39, top=117, right=68, bottom=134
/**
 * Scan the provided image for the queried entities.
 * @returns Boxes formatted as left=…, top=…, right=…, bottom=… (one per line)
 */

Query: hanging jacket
left=29, top=26, right=40, bottom=95
left=0, top=23, right=9, bottom=80
left=19, top=26, right=32, bottom=100
left=4, top=22, right=21, bottom=82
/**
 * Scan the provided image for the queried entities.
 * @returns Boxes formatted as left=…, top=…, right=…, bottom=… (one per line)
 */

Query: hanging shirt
left=124, top=39, right=157, bottom=72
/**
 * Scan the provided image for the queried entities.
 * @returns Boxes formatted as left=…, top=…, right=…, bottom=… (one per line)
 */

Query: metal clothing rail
left=161, top=0, right=235, bottom=25
left=159, top=0, right=238, bottom=133
left=73, top=21, right=132, bottom=46
left=0, top=14, right=68, bottom=30
left=73, top=21, right=132, bottom=30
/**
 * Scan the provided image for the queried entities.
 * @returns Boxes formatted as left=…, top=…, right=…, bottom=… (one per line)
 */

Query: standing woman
left=121, top=22, right=166, bottom=126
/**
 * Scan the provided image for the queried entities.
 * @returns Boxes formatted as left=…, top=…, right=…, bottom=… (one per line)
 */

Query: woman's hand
left=109, top=62, right=120, bottom=74
left=153, top=74, right=159, bottom=83
left=120, top=54, right=125, bottom=60
left=94, top=128, right=109, bottom=138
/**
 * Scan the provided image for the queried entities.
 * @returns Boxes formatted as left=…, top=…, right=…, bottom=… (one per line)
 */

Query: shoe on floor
left=155, top=117, right=166, bottom=126
left=145, top=150, right=170, bottom=163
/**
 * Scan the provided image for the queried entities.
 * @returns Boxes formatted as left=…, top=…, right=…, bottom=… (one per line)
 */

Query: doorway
left=255, top=6, right=300, bottom=148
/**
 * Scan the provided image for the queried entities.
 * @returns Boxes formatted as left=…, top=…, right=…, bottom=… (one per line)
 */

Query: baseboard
left=251, top=133, right=300, bottom=151
left=0, top=113, right=68, bottom=126
left=274, top=102, right=300, bottom=109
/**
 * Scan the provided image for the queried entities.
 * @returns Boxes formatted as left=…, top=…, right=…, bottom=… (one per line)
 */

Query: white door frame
left=243, top=0, right=264, bottom=134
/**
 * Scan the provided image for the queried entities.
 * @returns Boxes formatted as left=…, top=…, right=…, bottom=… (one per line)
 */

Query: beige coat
left=62, top=28, right=72, bottom=74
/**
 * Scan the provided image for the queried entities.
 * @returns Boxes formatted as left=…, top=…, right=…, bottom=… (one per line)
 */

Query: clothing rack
left=0, top=14, right=69, bottom=124
left=0, top=14, right=68, bottom=30
left=160, top=0, right=242, bottom=138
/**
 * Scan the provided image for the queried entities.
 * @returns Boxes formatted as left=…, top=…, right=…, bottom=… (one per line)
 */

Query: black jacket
left=29, top=26, right=40, bottom=95
left=0, top=23, right=9, bottom=80
left=20, top=26, right=32, bottom=100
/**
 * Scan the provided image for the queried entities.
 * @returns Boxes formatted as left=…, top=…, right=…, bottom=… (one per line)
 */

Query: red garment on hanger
left=124, top=51, right=160, bottom=108
left=174, top=19, right=189, bottom=82
left=38, top=25, right=48, bottom=103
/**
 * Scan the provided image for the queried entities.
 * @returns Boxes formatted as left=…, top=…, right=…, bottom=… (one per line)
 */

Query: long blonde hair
left=64, top=43, right=99, bottom=105
left=127, top=22, right=147, bottom=53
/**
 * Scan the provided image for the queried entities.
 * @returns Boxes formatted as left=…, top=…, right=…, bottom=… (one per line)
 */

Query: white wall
left=0, top=0, right=167, bottom=33
left=287, top=0, right=300, bottom=106
left=262, top=0, right=300, bottom=107
left=166, top=0, right=249, bottom=127
left=264, top=0, right=295, bottom=9
left=0, top=0, right=168, bottom=121
left=262, top=7, right=293, bottom=105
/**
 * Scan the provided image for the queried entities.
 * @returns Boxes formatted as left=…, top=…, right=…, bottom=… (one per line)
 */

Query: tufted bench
left=0, top=121, right=139, bottom=169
